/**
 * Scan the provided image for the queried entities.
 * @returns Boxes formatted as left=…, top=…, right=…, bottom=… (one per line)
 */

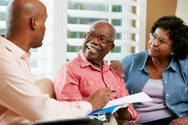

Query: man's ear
left=110, top=43, right=115, bottom=50
left=107, top=43, right=115, bottom=54
left=30, top=17, right=37, bottom=30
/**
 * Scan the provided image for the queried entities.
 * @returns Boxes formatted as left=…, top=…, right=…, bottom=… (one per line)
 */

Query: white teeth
left=88, top=47, right=98, bottom=52
left=86, top=42, right=101, bottom=51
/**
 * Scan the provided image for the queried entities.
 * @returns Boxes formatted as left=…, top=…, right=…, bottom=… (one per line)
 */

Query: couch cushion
left=34, top=78, right=56, bottom=99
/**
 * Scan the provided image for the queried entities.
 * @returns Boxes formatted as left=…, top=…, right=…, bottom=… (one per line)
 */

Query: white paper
left=103, top=92, right=153, bottom=109
left=35, top=92, right=152, bottom=124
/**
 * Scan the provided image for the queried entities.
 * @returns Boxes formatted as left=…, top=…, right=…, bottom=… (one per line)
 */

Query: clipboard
left=34, top=114, right=111, bottom=125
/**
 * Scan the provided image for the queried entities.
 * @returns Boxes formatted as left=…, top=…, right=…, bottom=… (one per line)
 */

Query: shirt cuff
left=79, top=101, right=93, bottom=115
left=128, top=108, right=139, bottom=123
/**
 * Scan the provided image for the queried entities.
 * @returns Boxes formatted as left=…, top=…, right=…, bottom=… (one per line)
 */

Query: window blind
left=0, top=0, right=147, bottom=80
left=0, top=0, right=55, bottom=79
left=54, top=0, right=146, bottom=69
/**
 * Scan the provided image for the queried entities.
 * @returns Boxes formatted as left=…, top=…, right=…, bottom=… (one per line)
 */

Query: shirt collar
left=0, top=36, right=31, bottom=61
left=136, top=51, right=149, bottom=71
left=78, top=50, right=110, bottom=72
left=136, top=51, right=177, bottom=72
left=167, top=57, right=177, bottom=72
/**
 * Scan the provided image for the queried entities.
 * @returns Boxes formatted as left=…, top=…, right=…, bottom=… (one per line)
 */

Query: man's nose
left=91, top=37, right=100, bottom=45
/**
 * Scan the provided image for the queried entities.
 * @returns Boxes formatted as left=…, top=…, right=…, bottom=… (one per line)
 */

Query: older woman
left=111, top=16, right=188, bottom=125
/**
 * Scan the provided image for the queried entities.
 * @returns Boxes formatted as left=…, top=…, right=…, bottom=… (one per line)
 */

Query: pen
left=111, top=90, right=117, bottom=93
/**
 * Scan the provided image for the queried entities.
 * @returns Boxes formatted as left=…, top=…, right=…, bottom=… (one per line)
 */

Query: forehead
left=154, top=27, right=174, bottom=44
left=37, top=1, right=47, bottom=17
left=154, top=28, right=169, bottom=36
left=90, top=22, right=114, bottom=37
left=44, top=9, right=48, bottom=19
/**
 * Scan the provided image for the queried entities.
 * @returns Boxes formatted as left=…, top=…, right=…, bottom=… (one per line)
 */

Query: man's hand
left=116, top=119, right=134, bottom=125
left=116, top=107, right=131, bottom=121
left=115, top=107, right=132, bottom=125
left=87, top=87, right=111, bottom=112
left=169, top=116, right=188, bottom=125
left=110, top=62, right=125, bottom=77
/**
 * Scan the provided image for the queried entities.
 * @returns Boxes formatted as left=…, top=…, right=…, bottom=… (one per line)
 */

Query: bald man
left=54, top=21, right=139, bottom=124
left=0, top=0, right=112, bottom=124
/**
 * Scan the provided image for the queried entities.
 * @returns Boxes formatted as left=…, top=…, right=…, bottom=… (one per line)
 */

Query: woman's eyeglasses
left=150, top=33, right=172, bottom=46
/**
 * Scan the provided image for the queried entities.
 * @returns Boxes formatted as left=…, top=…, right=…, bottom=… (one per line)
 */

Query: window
left=30, top=0, right=54, bottom=79
left=0, top=0, right=54, bottom=79
left=0, top=0, right=8, bottom=34
left=0, top=0, right=146, bottom=80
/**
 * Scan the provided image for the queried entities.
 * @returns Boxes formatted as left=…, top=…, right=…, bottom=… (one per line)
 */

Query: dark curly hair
left=151, top=16, right=188, bottom=59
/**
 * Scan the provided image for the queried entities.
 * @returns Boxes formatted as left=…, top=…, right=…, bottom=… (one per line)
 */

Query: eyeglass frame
left=85, top=32, right=114, bottom=44
left=149, top=33, right=172, bottom=46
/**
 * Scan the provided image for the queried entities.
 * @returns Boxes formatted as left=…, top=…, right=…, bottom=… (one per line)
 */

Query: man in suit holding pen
left=54, top=20, right=139, bottom=124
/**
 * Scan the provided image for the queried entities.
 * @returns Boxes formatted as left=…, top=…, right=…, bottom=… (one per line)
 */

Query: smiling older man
left=54, top=20, right=139, bottom=124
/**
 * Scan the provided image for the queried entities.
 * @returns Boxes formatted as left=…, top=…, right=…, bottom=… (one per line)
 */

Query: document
left=89, top=92, right=152, bottom=116
left=35, top=92, right=152, bottom=124
left=104, top=92, right=152, bottom=109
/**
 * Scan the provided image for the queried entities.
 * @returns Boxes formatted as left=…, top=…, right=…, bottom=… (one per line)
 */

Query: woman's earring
left=170, top=51, right=174, bottom=56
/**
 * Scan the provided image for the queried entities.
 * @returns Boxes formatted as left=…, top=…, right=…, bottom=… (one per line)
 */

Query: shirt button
left=185, top=88, right=187, bottom=91
left=166, top=94, right=169, bottom=96
left=180, top=115, right=183, bottom=117
left=164, top=81, right=167, bottom=84
left=119, top=86, right=121, bottom=88
left=172, top=107, right=174, bottom=109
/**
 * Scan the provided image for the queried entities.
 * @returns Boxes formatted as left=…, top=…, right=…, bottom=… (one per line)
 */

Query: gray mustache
left=86, top=42, right=101, bottom=50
